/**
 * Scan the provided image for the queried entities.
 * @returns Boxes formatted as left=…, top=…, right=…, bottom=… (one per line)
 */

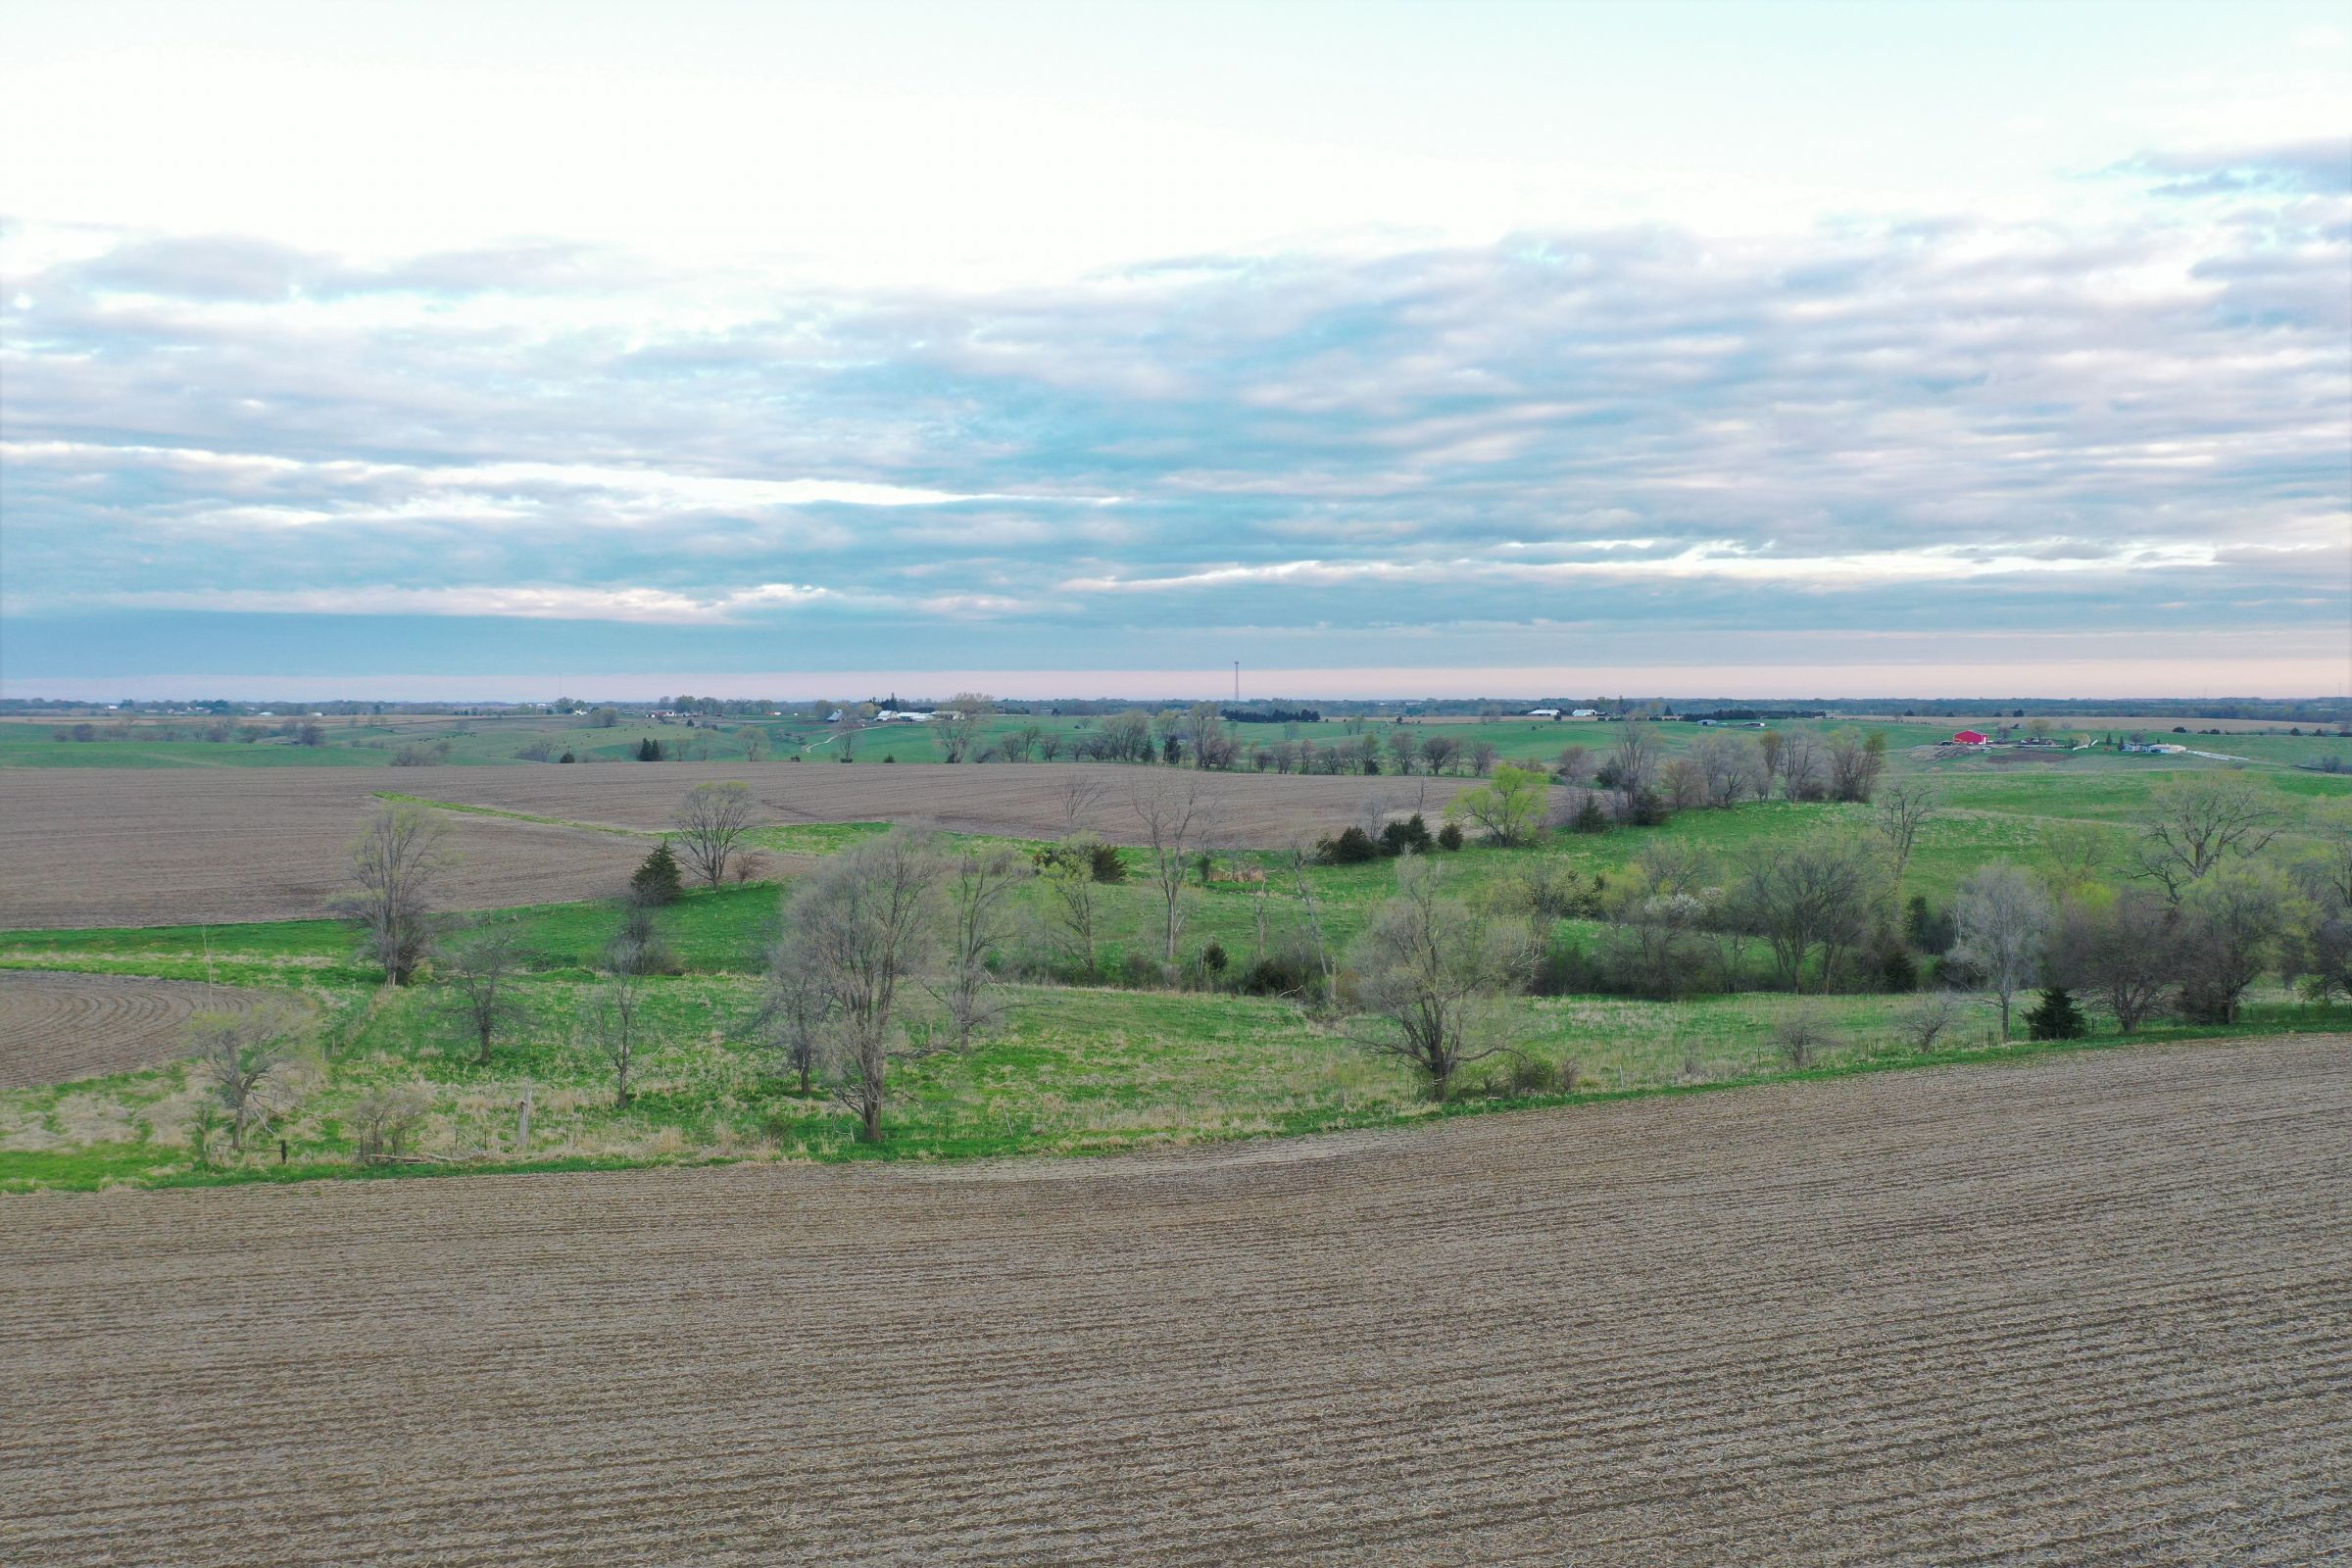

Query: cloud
left=2, top=141, right=2346, bottom=687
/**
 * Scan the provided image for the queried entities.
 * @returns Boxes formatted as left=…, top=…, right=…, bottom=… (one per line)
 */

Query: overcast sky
left=2, top=0, right=2347, bottom=700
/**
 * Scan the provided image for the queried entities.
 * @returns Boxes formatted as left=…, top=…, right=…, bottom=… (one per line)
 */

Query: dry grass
left=0, top=764, right=1466, bottom=927
left=2, top=1036, right=2344, bottom=1564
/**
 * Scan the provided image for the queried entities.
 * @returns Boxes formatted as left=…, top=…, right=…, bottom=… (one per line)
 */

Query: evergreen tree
left=629, top=841, right=684, bottom=906
left=2024, top=986, right=2089, bottom=1041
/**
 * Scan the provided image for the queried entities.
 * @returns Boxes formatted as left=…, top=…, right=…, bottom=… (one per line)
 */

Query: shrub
left=1435, top=821, right=1465, bottom=852
left=1570, top=794, right=1610, bottom=835
left=1526, top=933, right=1594, bottom=997
left=2024, top=986, right=2089, bottom=1041
left=1903, top=894, right=1954, bottom=955
left=1869, top=928, right=1920, bottom=992
left=558, top=750, right=577, bottom=763
left=1894, top=991, right=1969, bottom=1053
left=606, top=902, right=682, bottom=975
left=1499, top=1054, right=1560, bottom=1096
left=1239, top=946, right=1320, bottom=998
left=636, top=738, right=663, bottom=761
left=1317, top=825, right=1381, bottom=864
left=1379, top=813, right=1434, bottom=857
left=1622, top=789, right=1671, bottom=827
left=1771, top=1008, right=1837, bottom=1068
left=349, top=1084, right=432, bottom=1164
left=1200, top=940, right=1229, bottom=973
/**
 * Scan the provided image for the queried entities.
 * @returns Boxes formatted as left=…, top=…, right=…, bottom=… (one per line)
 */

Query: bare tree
left=1778, top=730, right=1827, bottom=802
left=1729, top=833, right=1880, bottom=992
left=336, top=802, right=453, bottom=984
left=1386, top=729, right=1419, bottom=775
left=2049, top=890, right=2180, bottom=1033
left=1058, top=771, right=1109, bottom=836
left=1418, top=732, right=1462, bottom=776
left=2175, top=863, right=2301, bottom=1023
left=1951, top=862, right=2053, bottom=1038
left=934, top=845, right=1028, bottom=1048
left=2131, top=774, right=2282, bottom=901
left=1826, top=729, right=1887, bottom=803
left=1608, top=723, right=1661, bottom=798
left=580, top=971, right=647, bottom=1107
left=782, top=830, right=943, bottom=1141
left=187, top=1000, right=314, bottom=1155
left=1343, top=858, right=1535, bottom=1100
left=1287, top=840, right=1338, bottom=1002
left=1690, top=733, right=1763, bottom=808
left=672, top=780, right=758, bottom=888
left=1183, top=702, right=1237, bottom=769
left=438, top=921, right=529, bottom=1064
left=1133, top=777, right=1217, bottom=963
left=1553, top=744, right=1593, bottom=787
left=1038, top=839, right=1103, bottom=976
left=758, top=933, right=834, bottom=1096
left=1873, top=781, right=1937, bottom=889
left=937, top=694, right=993, bottom=763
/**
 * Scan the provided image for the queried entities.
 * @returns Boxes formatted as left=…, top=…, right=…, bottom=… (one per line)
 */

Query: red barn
left=1952, top=730, right=1988, bottom=746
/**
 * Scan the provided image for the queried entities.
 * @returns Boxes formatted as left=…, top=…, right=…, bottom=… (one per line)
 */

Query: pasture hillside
left=2, top=1037, right=2342, bottom=1565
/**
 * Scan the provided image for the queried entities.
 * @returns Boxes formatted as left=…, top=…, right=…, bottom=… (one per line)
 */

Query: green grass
left=6, top=963, right=2341, bottom=1192
left=5, top=734, right=2348, bottom=1193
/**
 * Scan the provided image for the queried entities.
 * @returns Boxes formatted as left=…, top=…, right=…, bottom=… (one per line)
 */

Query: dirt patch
left=2, top=1037, right=2343, bottom=1563
left=0, top=972, right=276, bottom=1090
left=0, top=765, right=1465, bottom=928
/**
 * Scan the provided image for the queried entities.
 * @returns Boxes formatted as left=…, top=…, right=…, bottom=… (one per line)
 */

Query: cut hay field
left=3, top=1036, right=2342, bottom=1565
left=0, top=764, right=1466, bottom=928
left=0, top=971, right=275, bottom=1091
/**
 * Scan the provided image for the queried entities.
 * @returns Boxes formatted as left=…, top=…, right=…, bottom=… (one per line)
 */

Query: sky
left=2, top=0, right=2347, bottom=702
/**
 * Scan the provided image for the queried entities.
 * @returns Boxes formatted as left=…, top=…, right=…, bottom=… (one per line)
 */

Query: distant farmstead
left=1952, top=730, right=1988, bottom=746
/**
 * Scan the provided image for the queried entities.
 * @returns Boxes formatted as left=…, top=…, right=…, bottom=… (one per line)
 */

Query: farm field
left=3, top=1036, right=2343, bottom=1565
left=6, top=746, right=2337, bottom=933
left=0, top=764, right=1469, bottom=928
left=0, top=972, right=275, bottom=1091
left=0, top=769, right=656, bottom=928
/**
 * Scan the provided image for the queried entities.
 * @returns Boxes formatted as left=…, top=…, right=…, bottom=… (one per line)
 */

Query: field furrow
left=2, top=1036, right=2345, bottom=1563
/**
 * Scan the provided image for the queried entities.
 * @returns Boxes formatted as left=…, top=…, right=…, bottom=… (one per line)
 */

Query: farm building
left=1523, top=708, right=1561, bottom=718
left=1952, top=730, right=1988, bottom=746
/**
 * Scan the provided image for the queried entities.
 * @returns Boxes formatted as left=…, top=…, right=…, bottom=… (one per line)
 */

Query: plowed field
left=0, top=971, right=275, bottom=1090
left=0, top=765, right=1463, bottom=927
left=4, top=1037, right=2343, bottom=1565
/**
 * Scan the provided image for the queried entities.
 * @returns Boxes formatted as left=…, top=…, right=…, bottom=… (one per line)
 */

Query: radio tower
left=1233, top=662, right=1240, bottom=702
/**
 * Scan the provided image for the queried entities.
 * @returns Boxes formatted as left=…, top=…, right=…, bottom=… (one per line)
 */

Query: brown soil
left=0, top=765, right=1464, bottom=928
left=0, top=971, right=276, bottom=1090
left=3, top=1036, right=2343, bottom=1564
